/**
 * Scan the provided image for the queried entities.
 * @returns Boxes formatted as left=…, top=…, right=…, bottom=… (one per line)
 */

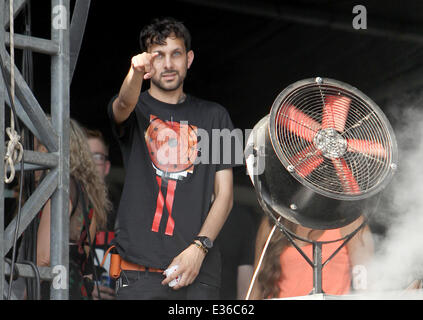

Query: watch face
left=196, top=236, right=213, bottom=249
left=202, top=237, right=213, bottom=249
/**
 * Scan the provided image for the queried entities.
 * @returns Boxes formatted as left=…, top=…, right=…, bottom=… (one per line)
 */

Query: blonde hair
left=69, top=118, right=111, bottom=230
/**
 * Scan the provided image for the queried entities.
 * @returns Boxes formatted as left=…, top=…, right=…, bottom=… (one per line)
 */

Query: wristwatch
left=195, top=236, right=213, bottom=250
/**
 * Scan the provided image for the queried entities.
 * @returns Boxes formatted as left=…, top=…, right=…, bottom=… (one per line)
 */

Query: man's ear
left=187, top=50, right=194, bottom=69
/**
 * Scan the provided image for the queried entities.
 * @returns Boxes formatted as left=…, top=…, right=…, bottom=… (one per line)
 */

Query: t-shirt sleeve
left=215, top=107, right=243, bottom=172
left=107, top=94, right=135, bottom=143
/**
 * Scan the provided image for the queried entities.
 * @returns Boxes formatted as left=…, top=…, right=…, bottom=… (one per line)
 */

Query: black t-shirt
left=108, top=91, right=237, bottom=287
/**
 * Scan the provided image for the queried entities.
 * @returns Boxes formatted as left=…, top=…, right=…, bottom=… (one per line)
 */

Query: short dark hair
left=139, top=17, right=191, bottom=52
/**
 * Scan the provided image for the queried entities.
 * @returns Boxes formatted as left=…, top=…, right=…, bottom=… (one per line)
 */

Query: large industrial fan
left=245, top=77, right=398, bottom=296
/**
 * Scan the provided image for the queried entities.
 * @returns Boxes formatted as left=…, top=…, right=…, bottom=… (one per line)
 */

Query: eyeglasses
left=92, top=152, right=109, bottom=164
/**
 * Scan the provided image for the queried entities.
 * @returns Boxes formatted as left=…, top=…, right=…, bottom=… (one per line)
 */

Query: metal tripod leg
left=312, top=241, right=323, bottom=294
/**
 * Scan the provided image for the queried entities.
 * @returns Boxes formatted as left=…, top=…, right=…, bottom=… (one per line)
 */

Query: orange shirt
left=278, top=228, right=351, bottom=298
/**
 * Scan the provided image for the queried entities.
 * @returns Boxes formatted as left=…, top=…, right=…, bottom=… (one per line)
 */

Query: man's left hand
left=161, top=243, right=206, bottom=290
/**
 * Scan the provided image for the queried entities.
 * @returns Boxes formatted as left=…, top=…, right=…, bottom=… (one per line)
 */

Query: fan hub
left=313, top=128, right=347, bottom=159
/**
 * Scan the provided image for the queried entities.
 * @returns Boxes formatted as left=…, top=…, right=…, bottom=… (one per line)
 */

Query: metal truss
left=0, top=0, right=79, bottom=300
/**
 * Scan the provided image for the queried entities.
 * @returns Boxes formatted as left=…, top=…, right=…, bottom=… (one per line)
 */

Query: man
left=85, top=129, right=116, bottom=300
left=108, top=17, right=235, bottom=299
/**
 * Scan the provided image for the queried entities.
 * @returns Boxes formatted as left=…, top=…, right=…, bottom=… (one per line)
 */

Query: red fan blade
left=288, top=145, right=324, bottom=177
left=322, top=96, right=351, bottom=132
left=347, top=139, right=387, bottom=158
left=278, top=105, right=321, bottom=142
left=331, top=158, right=361, bottom=195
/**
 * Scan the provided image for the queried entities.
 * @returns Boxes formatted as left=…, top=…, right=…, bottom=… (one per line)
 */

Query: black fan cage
left=269, top=77, right=398, bottom=201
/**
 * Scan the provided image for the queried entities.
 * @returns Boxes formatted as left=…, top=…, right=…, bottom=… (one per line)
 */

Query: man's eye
left=173, top=52, right=181, bottom=56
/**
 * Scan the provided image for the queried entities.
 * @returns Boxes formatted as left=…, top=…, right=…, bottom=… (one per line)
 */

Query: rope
left=4, top=0, right=23, bottom=184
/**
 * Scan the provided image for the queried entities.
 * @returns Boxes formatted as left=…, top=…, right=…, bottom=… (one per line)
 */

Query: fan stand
left=270, top=214, right=366, bottom=295
left=253, top=172, right=367, bottom=296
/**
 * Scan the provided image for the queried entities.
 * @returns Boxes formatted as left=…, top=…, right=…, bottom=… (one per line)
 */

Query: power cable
left=19, top=260, right=40, bottom=300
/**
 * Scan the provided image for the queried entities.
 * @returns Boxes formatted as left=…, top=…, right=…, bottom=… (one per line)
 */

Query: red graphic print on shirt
left=145, top=115, right=198, bottom=236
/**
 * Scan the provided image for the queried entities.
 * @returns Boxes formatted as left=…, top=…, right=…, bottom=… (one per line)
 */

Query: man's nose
left=164, top=55, right=173, bottom=69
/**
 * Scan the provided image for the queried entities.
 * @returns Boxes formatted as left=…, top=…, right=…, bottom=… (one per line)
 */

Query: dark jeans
left=116, top=270, right=219, bottom=300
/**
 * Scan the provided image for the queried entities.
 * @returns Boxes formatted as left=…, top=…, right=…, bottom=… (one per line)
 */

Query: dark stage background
left=25, top=0, right=423, bottom=226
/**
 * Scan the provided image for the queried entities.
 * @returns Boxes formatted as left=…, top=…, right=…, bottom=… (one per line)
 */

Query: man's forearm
left=198, top=187, right=233, bottom=241
left=113, top=51, right=159, bottom=124
left=120, top=67, right=144, bottom=107
left=198, top=168, right=233, bottom=241
left=113, top=67, right=144, bottom=124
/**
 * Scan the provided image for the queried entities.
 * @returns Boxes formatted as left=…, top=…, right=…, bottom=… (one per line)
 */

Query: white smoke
left=366, top=93, right=423, bottom=294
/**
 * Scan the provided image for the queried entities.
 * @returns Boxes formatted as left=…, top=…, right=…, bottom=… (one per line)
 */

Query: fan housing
left=246, top=77, right=398, bottom=229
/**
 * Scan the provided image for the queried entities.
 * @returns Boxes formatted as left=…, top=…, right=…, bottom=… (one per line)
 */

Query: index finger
left=149, top=51, right=160, bottom=60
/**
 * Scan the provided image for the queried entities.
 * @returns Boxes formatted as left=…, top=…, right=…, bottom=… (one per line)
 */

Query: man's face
left=148, top=36, right=194, bottom=92
left=87, top=138, right=110, bottom=179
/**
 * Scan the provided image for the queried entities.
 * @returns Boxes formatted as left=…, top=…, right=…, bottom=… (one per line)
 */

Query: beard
left=151, top=70, right=186, bottom=92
